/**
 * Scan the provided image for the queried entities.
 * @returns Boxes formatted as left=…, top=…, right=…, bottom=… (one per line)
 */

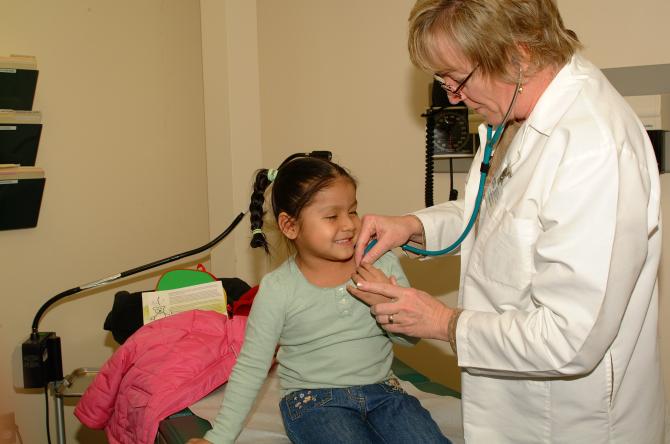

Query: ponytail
left=249, top=168, right=272, bottom=253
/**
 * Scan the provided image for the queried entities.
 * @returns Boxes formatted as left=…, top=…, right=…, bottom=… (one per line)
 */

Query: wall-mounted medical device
left=426, top=78, right=474, bottom=158
left=647, top=130, right=670, bottom=173
left=602, top=64, right=670, bottom=174
left=428, top=105, right=473, bottom=157
left=423, top=80, right=480, bottom=206
left=624, top=94, right=670, bottom=131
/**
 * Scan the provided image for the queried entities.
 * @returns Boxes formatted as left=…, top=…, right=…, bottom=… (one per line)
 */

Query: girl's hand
left=352, top=262, right=392, bottom=285
left=186, top=439, right=212, bottom=444
left=348, top=263, right=395, bottom=305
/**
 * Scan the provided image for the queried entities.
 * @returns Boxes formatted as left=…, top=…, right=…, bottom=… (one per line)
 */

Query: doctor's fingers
left=353, top=279, right=407, bottom=303
left=369, top=286, right=438, bottom=317
left=355, top=215, right=380, bottom=265
left=357, top=214, right=411, bottom=265
left=347, top=284, right=395, bottom=306
left=378, top=309, right=444, bottom=338
left=368, top=288, right=429, bottom=318
left=349, top=282, right=405, bottom=312
left=376, top=298, right=452, bottom=339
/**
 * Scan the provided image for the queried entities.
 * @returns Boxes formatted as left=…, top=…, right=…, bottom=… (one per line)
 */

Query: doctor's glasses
left=434, top=65, right=478, bottom=99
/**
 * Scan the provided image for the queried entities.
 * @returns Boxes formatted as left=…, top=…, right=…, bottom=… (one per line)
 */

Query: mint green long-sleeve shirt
left=203, top=252, right=413, bottom=443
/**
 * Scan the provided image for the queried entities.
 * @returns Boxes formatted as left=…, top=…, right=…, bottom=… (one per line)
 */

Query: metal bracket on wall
left=601, top=64, right=670, bottom=96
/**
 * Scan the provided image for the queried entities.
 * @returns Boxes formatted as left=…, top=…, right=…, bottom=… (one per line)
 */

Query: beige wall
left=201, top=0, right=269, bottom=286
left=0, top=1, right=209, bottom=443
left=558, top=0, right=670, bottom=68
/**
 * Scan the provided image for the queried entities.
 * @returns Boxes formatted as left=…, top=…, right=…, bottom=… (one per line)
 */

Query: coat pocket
left=126, top=385, right=151, bottom=409
left=482, top=212, right=539, bottom=290
left=605, top=350, right=614, bottom=408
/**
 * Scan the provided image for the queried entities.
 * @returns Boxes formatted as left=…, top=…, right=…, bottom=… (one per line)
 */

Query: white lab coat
left=414, top=55, right=664, bottom=443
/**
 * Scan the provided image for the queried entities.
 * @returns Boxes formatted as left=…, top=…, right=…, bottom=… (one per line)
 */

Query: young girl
left=188, top=155, right=449, bottom=444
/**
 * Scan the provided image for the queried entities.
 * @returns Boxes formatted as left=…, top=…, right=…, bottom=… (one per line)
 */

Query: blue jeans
left=279, top=378, right=451, bottom=444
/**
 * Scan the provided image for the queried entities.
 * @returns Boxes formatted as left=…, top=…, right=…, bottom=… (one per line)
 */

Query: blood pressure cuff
left=103, top=277, right=252, bottom=345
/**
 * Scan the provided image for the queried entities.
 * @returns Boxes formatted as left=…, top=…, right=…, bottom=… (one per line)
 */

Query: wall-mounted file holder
left=0, top=110, right=42, bottom=166
left=0, top=55, right=38, bottom=111
left=0, top=166, right=45, bottom=230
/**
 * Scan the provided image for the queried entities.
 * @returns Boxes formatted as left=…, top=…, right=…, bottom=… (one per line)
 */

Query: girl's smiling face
left=286, top=177, right=361, bottom=266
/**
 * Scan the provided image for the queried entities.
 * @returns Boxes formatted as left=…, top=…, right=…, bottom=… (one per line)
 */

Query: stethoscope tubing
left=401, top=124, right=501, bottom=256
left=363, top=124, right=500, bottom=257
left=364, top=76, right=523, bottom=258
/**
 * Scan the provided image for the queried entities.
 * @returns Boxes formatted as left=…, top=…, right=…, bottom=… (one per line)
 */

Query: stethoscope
left=365, top=72, right=523, bottom=257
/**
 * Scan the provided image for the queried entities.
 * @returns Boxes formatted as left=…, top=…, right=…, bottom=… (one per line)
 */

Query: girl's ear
left=278, top=212, right=299, bottom=240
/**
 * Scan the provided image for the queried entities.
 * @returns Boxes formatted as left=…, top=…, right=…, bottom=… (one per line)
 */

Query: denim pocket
left=283, top=388, right=333, bottom=420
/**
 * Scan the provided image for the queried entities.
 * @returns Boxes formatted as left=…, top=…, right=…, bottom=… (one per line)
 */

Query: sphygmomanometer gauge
left=432, top=107, right=473, bottom=156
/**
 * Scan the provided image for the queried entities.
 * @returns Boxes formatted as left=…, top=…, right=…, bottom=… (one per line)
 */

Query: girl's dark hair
left=248, top=156, right=356, bottom=253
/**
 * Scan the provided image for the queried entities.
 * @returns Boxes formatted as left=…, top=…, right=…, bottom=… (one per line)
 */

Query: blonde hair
left=408, top=0, right=582, bottom=82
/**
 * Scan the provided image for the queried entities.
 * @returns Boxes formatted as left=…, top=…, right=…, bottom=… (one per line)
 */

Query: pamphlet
left=141, top=280, right=228, bottom=324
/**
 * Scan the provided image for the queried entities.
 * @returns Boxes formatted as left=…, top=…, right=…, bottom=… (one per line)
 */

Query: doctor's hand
left=354, top=214, right=425, bottom=265
left=348, top=278, right=455, bottom=341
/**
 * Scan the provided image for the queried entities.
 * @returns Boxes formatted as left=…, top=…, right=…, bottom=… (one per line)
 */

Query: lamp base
left=21, top=332, right=63, bottom=389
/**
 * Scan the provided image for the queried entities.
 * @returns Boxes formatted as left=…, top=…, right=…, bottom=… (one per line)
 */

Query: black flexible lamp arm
left=30, top=211, right=247, bottom=337
left=30, top=151, right=333, bottom=339
left=30, top=150, right=332, bottom=337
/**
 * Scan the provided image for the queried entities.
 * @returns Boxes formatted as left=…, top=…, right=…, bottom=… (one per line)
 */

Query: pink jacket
left=75, top=310, right=247, bottom=444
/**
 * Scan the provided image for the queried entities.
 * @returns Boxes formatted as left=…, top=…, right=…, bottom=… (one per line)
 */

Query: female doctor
left=350, top=0, right=665, bottom=442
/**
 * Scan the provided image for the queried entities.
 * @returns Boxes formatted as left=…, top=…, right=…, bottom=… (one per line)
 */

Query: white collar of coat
left=524, top=54, right=595, bottom=137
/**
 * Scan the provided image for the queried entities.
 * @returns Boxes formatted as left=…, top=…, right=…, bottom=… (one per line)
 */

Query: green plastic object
left=156, top=269, right=216, bottom=291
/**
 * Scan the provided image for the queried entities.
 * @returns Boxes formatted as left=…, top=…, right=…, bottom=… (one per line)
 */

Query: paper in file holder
left=0, top=110, right=42, bottom=166
left=0, top=55, right=38, bottom=111
left=0, top=166, right=45, bottom=230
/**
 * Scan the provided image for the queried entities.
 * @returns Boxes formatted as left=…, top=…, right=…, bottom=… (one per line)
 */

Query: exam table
left=155, top=358, right=464, bottom=444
